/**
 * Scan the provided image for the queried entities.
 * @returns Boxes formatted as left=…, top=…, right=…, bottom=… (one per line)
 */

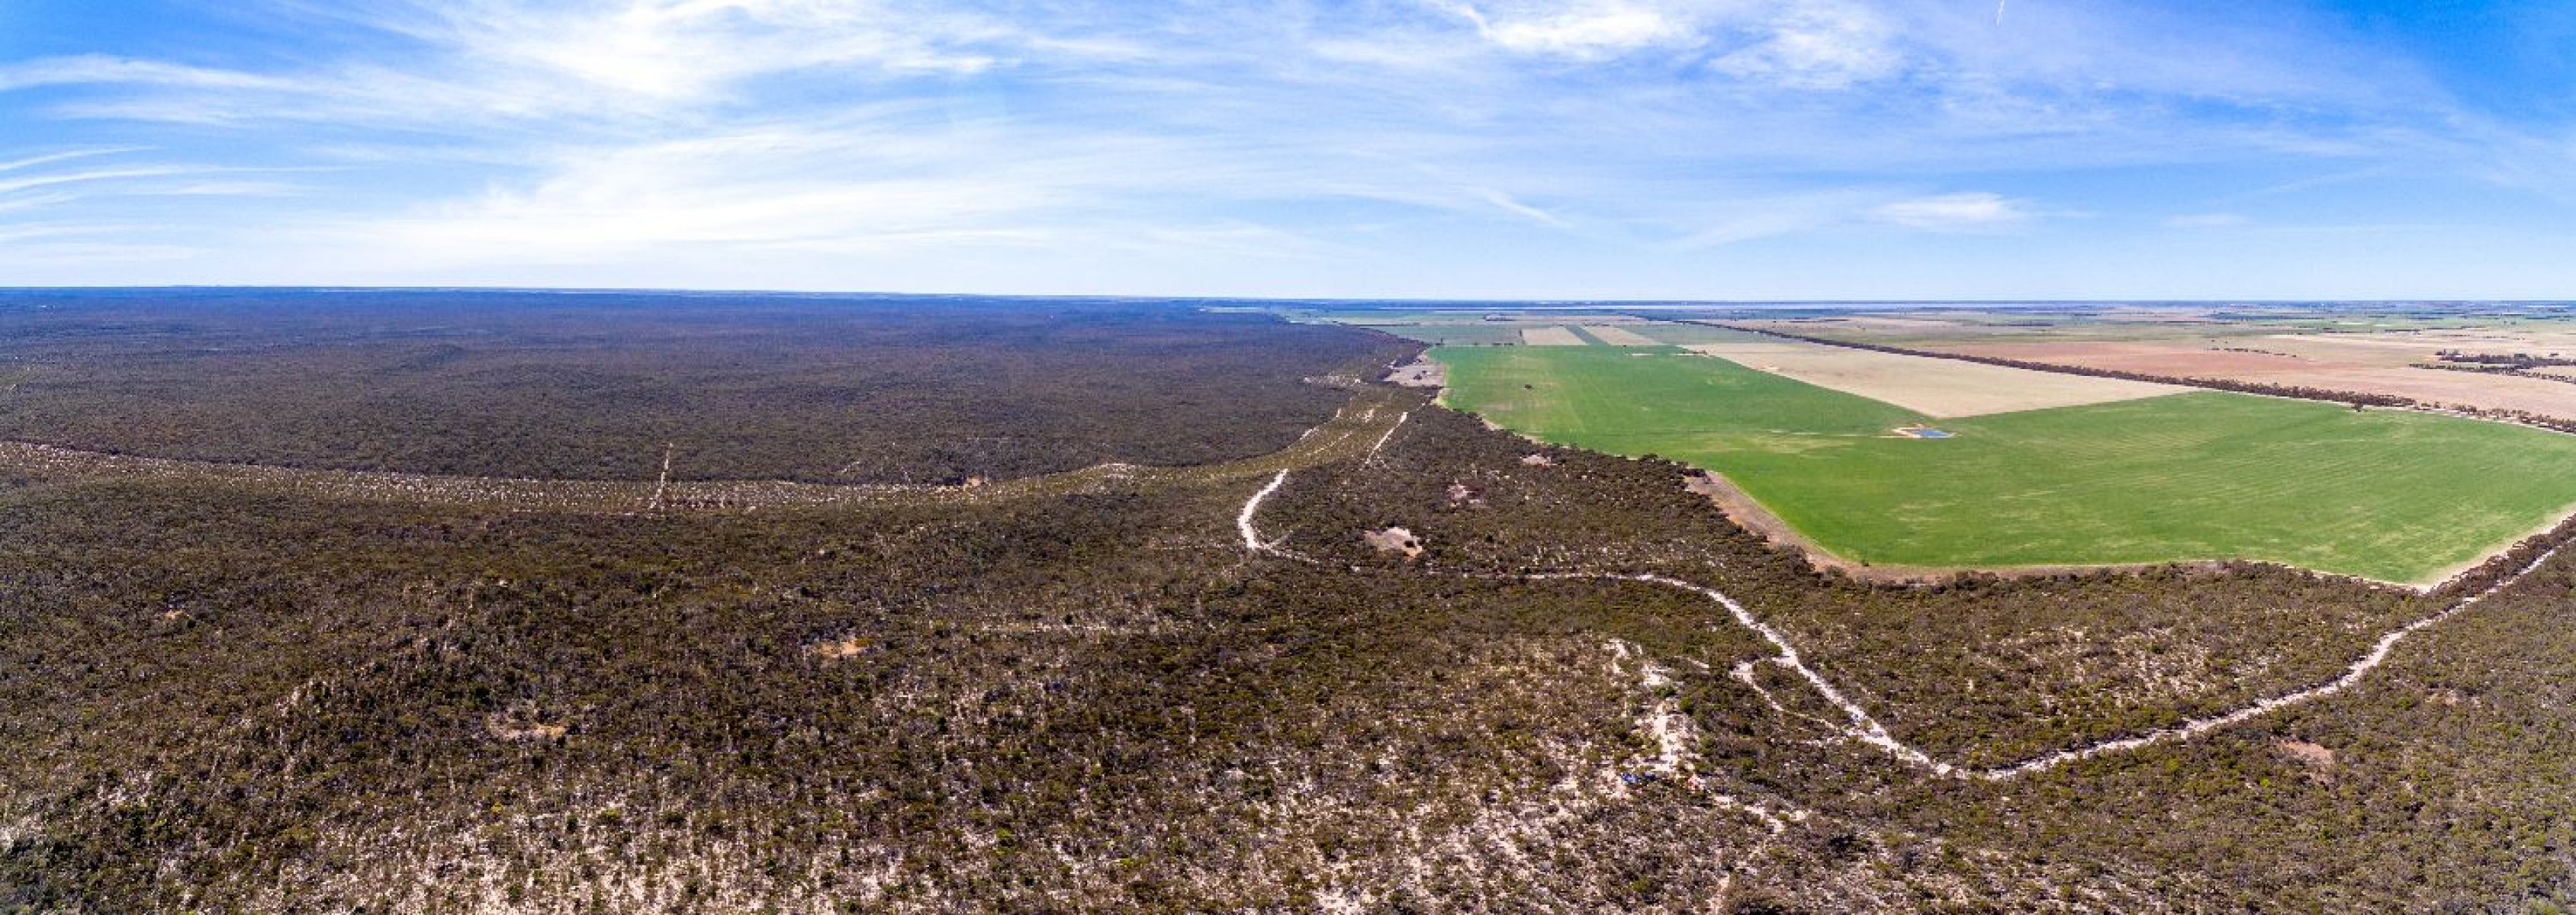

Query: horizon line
left=2, top=286, right=2571, bottom=309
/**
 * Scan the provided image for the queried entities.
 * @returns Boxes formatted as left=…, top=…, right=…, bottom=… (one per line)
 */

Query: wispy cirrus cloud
left=1870, top=192, right=2031, bottom=231
left=0, top=56, right=301, bottom=93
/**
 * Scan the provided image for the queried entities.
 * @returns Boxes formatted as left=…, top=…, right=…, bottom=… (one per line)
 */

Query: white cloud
left=394, top=0, right=1011, bottom=101
left=0, top=165, right=217, bottom=196
left=0, top=55, right=298, bottom=93
left=1475, top=187, right=1569, bottom=226
left=1710, top=1, right=1900, bottom=88
left=1439, top=0, right=1703, bottom=59
left=0, top=147, right=148, bottom=175
left=1870, top=192, right=2031, bottom=230
left=0, top=0, right=2558, bottom=294
left=5, top=2, right=1053, bottom=130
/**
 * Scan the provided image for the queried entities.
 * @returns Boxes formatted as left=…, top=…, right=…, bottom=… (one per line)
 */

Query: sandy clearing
left=2277, top=740, right=2336, bottom=768
left=1940, top=340, right=2576, bottom=422
left=1388, top=355, right=1446, bottom=389
left=1684, top=339, right=2186, bottom=418
left=1578, top=324, right=1662, bottom=346
left=1520, top=326, right=1587, bottom=346
left=807, top=636, right=870, bottom=659
left=1363, top=526, right=1424, bottom=560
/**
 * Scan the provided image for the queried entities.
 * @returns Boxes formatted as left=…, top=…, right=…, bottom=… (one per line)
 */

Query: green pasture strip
left=1434, top=345, right=2576, bottom=583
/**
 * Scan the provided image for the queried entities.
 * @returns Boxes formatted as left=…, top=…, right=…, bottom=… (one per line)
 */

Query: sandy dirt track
left=1239, top=458, right=2574, bottom=783
left=1684, top=339, right=2185, bottom=417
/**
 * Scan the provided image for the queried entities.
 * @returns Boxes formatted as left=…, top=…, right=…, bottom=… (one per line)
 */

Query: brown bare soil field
left=1935, top=341, right=2330, bottom=377
left=1520, top=326, right=1588, bottom=345
left=1792, top=314, right=1976, bottom=331
left=1578, top=324, right=1662, bottom=346
left=1684, top=339, right=2185, bottom=417
left=2238, top=335, right=2443, bottom=368
left=1938, top=340, right=2576, bottom=422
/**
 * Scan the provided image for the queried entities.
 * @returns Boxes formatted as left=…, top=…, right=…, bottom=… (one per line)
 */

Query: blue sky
left=1, top=0, right=2571, bottom=298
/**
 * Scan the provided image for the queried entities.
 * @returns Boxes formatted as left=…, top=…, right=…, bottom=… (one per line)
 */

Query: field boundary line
left=1700, top=319, right=2576, bottom=439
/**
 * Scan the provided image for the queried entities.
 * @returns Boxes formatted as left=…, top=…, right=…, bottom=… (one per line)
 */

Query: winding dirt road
left=1237, top=462, right=2567, bottom=782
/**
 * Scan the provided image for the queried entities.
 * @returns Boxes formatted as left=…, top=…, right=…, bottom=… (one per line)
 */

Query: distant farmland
left=1435, top=345, right=2576, bottom=583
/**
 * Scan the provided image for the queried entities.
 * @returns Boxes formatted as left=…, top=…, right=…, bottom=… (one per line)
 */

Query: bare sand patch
left=2277, top=740, right=2336, bottom=767
left=1362, top=526, right=1424, bottom=560
left=1388, top=355, right=1446, bottom=389
left=1684, top=339, right=2185, bottom=418
left=484, top=708, right=569, bottom=741
left=1578, top=325, right=1661, bottom=346
left=1940, top=340, right=2576, bottom=422
left=807, top=635, right=871, bottom=660
left=1520, top=326, right=1587, bottom=346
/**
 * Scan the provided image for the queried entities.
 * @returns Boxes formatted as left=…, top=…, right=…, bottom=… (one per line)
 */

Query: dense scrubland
left=7, top=298, right=2576, bottom=912
left=0, top=291, right=1404, bottom=483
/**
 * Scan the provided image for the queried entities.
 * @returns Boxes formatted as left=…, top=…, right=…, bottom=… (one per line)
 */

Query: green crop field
left=1435, top=345, right=2576, bottom=583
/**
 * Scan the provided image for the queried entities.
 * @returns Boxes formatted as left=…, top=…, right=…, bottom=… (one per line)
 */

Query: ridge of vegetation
left=0, top=291, right=1409, bottom=483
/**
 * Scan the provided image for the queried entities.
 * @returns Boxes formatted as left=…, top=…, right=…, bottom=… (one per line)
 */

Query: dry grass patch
left=1520, top=326, right=1587, bottom=346
left=1684, top=339, right=2185, bottom=417
left=1578, top=325, right=1662, bottom=346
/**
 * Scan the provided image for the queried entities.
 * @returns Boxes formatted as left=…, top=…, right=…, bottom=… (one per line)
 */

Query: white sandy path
left=1237, top=467, right=2569, bottom=782
left=1579, top=325, right=1662, bottom=346
left=1520, top=326, right=1587, bottom=346
left=1686, top=339, right=2187, bottom=418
